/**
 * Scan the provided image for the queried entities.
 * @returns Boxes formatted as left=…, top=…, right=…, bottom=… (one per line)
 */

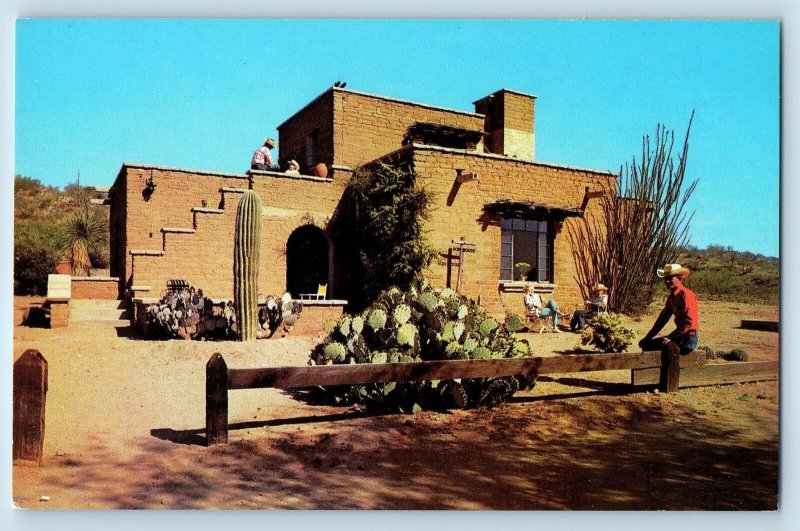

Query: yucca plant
left=59, top=204, right=106, bottom=276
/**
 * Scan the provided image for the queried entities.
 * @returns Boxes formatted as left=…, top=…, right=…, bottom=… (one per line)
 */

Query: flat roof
left=473, top=88, right=538, bottom=106
left=119, top=162, right=249, bottom=179
left=387, top=144, right=617, bottom=177
left=277, top=86, right=485, bottom=130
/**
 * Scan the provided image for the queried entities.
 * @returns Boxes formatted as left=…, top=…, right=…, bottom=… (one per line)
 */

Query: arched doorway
left=286, top=225, right=329, bottom=298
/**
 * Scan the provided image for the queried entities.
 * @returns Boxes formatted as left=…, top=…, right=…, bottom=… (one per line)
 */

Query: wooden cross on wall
left=450, top=238, right=476, bottom=294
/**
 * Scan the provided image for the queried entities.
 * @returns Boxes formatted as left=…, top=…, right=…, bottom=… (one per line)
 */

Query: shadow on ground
left=16, top=389, right=778, bottom=510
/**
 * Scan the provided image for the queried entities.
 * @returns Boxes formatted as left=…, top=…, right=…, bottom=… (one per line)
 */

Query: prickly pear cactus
left=504, top=314, right=525, bottom=333
left=338, top=316, right=352, bottom=337
left=397, top=323, right=417, bottom=347
left=324, top=342, right=347, bottom=362
left=233, top=189, right=262, bottom=341
left=472, top=346, right=491, bottom=360
left=419, top=291, right=439, bottom=312
left=393, top=304, right=411, bottom=325
left=453, top=321, right=465, bottom=341
left=308, top=277, right=539, bottom=410
left=448, top=382, right=469, bottom=409
left=445, top=341, right=465, bottom=359
left=479, top=318, right=498, bottom=337
left=462, top=335, right=478, bottom=353
left=510, top=341, right=530, bottom=357
left=368, top=309, right=387, bottom=330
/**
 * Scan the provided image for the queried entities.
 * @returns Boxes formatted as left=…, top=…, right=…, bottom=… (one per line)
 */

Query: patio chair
left=300, top=284, right=327, bottom=301
left=524, top=292, right=568, bottom=333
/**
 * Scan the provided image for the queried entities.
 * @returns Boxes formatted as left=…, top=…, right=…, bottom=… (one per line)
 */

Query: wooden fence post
left=206, top=353, right=228, bottom=446
left=659, top=342, right=682, bottom=393
left=13, top=349, right=48, bottom=464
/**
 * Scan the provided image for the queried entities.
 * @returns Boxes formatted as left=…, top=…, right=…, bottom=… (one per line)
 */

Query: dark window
left=500, top=218, right=551, bottom=282
left=305, top=129, right=319, bottom=168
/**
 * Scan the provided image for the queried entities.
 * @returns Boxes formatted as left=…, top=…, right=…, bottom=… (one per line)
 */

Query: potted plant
left=514, top=262, right=531, bottom=281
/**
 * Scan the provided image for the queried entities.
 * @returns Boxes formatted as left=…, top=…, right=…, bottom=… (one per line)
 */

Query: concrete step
left=70, top=299, right=130, bottom=322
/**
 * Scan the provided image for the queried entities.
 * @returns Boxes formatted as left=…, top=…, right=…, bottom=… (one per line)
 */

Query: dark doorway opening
left=286, top=225, right=329, bottom=298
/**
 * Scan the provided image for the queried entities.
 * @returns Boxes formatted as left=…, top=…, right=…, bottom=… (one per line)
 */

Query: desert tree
left=568, top=113, right=698, bottom=316
left=344, top=161, right=438, bottom=309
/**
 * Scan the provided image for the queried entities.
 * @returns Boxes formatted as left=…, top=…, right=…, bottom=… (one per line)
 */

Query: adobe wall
left=115, top=165, right=344, bottom=301
left=331, top=90, right=486, bottom=170
left=499, top=91, right=535, bottom=161
left=71, top=277, right=119, bottom=300
left=108, top=172, right=127, bottom=293
left=409, top=146, right=616, bottom=315
left=474, top=89, right=535, bottom=161
left=276, top=92, right=334, bottom=175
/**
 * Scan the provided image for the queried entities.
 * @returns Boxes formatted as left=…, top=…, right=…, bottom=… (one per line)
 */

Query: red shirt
left=662, top=284, right=700, bottom=335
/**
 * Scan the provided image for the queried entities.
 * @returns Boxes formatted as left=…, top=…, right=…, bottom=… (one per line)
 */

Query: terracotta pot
left=314, top=162, right=329, bottom=178
left=55, top=260, right=72, bottom=275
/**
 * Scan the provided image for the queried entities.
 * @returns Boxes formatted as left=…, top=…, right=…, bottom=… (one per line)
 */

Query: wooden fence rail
left=205, top=345, right=777, bottom=445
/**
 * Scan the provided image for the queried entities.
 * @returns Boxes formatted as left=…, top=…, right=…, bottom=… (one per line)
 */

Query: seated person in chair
left=570, top=283, right=609, bottom=332
left=523, top=285, right=561, bottom=333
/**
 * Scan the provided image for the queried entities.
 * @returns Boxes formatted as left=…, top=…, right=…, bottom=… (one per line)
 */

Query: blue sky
left=15, top=19, right=779, bottom=256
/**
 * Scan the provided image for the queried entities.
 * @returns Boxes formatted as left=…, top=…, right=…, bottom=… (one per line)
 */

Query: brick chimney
left=473, top=89, right=536, bottom=161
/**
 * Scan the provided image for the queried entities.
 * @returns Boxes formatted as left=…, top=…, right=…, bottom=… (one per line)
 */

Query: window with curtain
left=500, top=218, right=552, bottom=282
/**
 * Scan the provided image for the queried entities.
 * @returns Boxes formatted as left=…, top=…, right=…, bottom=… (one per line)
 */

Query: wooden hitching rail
left=205, top=344, right=777, bottom=445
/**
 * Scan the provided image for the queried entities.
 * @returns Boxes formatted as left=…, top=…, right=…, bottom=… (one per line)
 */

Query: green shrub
left=580, top=312, right=637, bottom=353
left=14, top=241, right=57, bottom=295
left=343, top=162, right=438, bottom=310
left=14, top=222, right=60, bottom=295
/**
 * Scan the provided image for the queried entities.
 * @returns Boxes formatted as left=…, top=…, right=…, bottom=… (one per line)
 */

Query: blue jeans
left=640, top=333, right=698, bottom=354
left=537, top=299, right=560, bottom=327
left=570, top=309, right=598, bottom=331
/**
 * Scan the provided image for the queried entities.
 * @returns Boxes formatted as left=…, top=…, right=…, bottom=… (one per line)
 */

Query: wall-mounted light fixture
left=455, top=168, right=479, bottom=183
left=143, top=175, right=157, bottom=200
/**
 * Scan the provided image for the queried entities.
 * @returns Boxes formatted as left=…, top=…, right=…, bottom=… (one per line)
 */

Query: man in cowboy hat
left=638, top=264, right=700, bottom=354
left=251, top=137, right=278, bottom=171
left=570, top=282, right=609, bottom=332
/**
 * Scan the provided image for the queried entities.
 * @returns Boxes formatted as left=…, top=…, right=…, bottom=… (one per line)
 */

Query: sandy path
left=12, top=298, right=779, bottom=509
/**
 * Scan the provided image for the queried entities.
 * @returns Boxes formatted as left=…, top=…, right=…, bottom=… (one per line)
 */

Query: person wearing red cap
left=638, top=264, right=700, bottom=354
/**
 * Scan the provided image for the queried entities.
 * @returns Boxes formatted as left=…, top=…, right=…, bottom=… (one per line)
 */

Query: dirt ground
left=11, top=297, right=779, bottom=510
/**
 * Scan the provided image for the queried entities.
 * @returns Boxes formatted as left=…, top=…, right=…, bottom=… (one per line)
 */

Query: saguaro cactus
left=234, top=189, right=263, bottom=341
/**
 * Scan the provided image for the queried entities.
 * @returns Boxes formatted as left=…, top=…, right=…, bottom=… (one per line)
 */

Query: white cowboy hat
left=593, top=283, right=608, bottom=292
left=657, top=263, right=691, bottom=279
left=264, top=138, right=276, bottom=148
left=287, top=159, right=299, bottom=168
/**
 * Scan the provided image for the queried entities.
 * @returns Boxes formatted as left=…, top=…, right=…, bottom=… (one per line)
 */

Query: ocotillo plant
left=568, top=114, right=698, bottom=316
left=234, top=189, right=263, bottom=341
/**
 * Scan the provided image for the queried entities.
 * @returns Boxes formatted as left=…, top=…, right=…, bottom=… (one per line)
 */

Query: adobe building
left=108, top=87, right=615, bottom=319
